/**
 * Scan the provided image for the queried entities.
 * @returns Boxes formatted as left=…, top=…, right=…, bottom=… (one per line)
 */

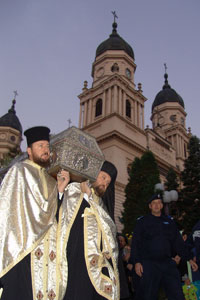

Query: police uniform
left=132, top=195, right=191, bottom=300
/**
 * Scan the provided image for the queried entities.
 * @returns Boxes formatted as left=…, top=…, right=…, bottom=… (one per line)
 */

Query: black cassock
left=0, top=254, right=32, bottom=300
left=63, top=198, right=106, bottom=300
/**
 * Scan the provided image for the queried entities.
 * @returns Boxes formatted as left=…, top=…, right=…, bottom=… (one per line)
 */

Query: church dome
left=152, top=73, right=185, bottom=112
left=0, top=99, right=23, bottom=133
left=96, top=22, right=134, bottom=60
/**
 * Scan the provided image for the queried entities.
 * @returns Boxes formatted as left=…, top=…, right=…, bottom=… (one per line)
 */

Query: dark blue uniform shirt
left=131, top=214, right=191, bottom=264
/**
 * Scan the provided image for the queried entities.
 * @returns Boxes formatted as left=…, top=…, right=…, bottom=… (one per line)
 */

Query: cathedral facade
left=78, top=21, right=190, bottom=230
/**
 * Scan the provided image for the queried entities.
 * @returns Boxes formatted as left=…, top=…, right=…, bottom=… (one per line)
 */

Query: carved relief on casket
left=48, top=126, right=105, bottom=183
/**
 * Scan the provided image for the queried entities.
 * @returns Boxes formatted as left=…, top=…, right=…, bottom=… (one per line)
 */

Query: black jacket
left=131, top=214, right=192, bottom=264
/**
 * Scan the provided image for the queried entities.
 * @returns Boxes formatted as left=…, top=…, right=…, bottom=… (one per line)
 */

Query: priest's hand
left=57, top=170, right=70, bottom=193
left=80, top=181, right=91, bottom=197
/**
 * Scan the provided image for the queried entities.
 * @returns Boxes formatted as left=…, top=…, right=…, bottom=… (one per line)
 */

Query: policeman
left=131, top=194, right=198, bottom=300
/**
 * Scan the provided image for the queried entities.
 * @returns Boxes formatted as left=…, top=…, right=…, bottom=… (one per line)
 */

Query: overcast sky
left=1, top=0, right=200, bottom=151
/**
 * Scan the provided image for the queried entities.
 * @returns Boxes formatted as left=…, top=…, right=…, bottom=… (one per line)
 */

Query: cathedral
left=0, top=21, right=191, bottom=230
left=0, top=97, right=22, bottom=162
left=77, top=21, right=190, bottom=230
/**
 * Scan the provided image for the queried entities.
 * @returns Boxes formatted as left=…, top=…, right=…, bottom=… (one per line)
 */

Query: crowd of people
left=0, top=125, right=200, bottom=300
left=117, top=195, right=200, bottom=300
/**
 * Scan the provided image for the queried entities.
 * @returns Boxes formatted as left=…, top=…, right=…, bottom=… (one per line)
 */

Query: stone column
left=113, top=85, right=118, bottom=113
left=88, top=99, right=92, bottom=124
left=134, top=101, right=137, bottom=126
left=119, top=88, right=122, bottom=115
left=180, top=136, right=183, bottom=158
left=103, top=90, right=106, bottom=116
left=108, top=88, right=112, bottom=114
left=142, top=105, right=144, bottom=129
left=137, top=102, right=140, bottom=127
left=131, top=100, right=134, bottom=123
left=176, top=135, right=179, bottom=157
left=123, top=91, right=126, bottom=117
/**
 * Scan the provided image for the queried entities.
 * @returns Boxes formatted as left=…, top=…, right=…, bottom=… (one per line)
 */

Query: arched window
left=126, top=99, right=131, bottom=118
left=111, top=63, right=119, bottom=72
left=95, top=98, right=102, bottom=117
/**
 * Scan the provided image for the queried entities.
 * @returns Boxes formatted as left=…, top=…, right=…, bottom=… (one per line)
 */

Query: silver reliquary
left=48, top=126, right=105, bottom=182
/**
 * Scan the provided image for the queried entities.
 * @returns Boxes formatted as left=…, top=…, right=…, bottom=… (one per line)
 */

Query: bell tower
left=151, top=69, right=189, bottom=171
left=0, top=92, right=22, bottom=162
left=78, top=19, right=147, bottom=227
left=78, top=21, right=146, bottom=131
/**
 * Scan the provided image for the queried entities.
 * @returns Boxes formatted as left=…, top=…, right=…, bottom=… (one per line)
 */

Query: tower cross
left=67, top=118, right=72, bottom=128
left=111, top=11, right=118, bottom=23
left=13, top=90, right=18, bottom=100
left=164, top=63, right=167, bottom=74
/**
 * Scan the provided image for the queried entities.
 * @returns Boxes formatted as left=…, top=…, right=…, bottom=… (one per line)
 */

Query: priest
left=62, top=161, right=120, bottom=300
left=0, top=126, right=69, bottom=300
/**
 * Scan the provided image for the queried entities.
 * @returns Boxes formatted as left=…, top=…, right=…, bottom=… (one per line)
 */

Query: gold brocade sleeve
left=0, top=159, right=58, bottom=278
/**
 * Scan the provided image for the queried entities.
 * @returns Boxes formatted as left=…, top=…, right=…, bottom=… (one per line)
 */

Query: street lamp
left=163, top=190, right=178, bottom=215
left=155, top=183, right=178, bottom=215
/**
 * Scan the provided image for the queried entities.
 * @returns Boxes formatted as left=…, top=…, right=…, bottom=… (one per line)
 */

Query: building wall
left=0, top=127, right=21, bottom=160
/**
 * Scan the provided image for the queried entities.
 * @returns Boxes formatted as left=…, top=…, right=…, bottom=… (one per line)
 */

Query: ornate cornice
left=78, top=73, right=147, bottom=103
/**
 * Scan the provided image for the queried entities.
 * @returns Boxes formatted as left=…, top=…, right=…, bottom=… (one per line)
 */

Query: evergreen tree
left=140, top=151, right=160, bottom=201
left=121, top=151, right=160, bottom=235
left=178, top=136, right=200, bottom=232
left=121, top=158, right=143, bottom=235
left=165, top=168, right=179, bottom=191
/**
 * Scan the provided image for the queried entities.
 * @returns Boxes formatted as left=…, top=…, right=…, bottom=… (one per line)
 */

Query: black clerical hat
left=101, top=160, right=117, bottom=183
left=147, top=193, right=162, bottom=204
left=24, top=126, right=50, bottom=146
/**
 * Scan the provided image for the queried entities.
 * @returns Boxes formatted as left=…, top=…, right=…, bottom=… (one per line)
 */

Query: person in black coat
left=187, top=220, right=200, bottom=281
left=131, top=194, right=198, bottom=300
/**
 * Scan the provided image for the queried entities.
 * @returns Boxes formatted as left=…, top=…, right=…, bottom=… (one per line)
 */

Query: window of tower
left=111, top=63, right=119, bottom=72
left=126, top=100, right=131, bottom=118
left=95, top=98, right=102, bottom=117
left=170, top=115, right=177, bottom=122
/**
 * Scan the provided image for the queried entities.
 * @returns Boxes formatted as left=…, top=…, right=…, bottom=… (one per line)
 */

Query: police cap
left=147, top=193, right=162, bottom=204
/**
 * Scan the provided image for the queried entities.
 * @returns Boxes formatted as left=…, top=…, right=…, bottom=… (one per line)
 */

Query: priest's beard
left=93, top=185, right=106, bottom=197
left=32, top=153, right=50, bottom=168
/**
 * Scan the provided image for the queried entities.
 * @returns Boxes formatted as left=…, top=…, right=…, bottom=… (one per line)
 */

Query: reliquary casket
left=48, top=126, right=105, bottom=182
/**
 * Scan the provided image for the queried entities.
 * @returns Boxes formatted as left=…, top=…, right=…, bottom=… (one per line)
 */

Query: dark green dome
left=96, top=22, right=134, bottom=60
left=0, top=99, right=22, bottom=133
left=152, top=73, right=185, bottom=112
